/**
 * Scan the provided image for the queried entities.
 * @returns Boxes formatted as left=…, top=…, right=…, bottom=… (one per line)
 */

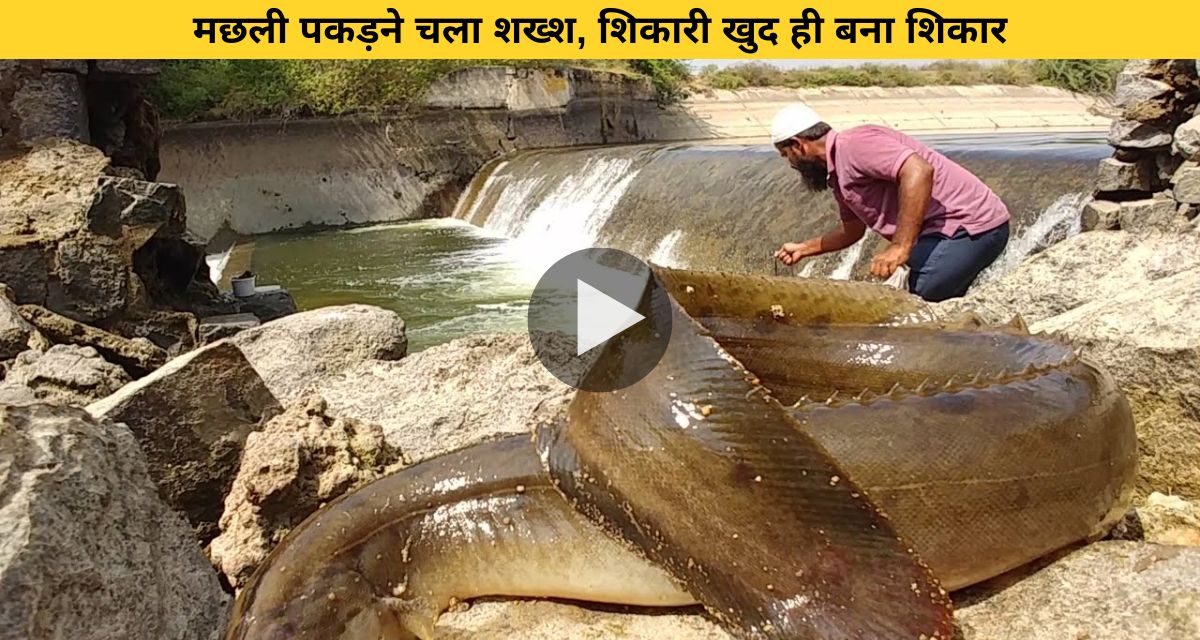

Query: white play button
left=576, top=279, right=645, bottom=356
left=527, top=248, right=673, bottom=392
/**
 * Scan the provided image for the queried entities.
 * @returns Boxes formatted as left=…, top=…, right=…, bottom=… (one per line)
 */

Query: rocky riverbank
left=3, top=59, right=1200, bottom=640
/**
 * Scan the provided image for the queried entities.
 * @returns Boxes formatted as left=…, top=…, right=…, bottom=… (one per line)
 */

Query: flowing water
left=246, top=133, right=1108, bottom=351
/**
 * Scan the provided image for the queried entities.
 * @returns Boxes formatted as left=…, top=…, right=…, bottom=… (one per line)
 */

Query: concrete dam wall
left=159, top=66, right=1112, bottom=241
left=160, top=66, right=713, bottom=240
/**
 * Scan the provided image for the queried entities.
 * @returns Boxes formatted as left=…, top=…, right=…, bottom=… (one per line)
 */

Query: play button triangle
left=576, top=279, right=645, bottom=356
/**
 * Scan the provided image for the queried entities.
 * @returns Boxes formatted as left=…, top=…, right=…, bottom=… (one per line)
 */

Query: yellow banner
left=3, top=1, right=1198, bottom=58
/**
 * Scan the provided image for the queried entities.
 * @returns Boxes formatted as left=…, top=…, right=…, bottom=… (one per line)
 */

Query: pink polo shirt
left=826, top=125, right=1009, bottom=240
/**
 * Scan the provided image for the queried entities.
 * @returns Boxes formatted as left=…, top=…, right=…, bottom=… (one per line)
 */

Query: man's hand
left=870, top=242, right=911, bottom=278
left=775, top=242, right=806, bottom=266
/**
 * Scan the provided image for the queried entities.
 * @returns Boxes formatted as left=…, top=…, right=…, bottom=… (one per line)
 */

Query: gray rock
left=1122, top=59, right=1199, bottom=88
left=1109, top=118, right=1173, bottom=149
left=86, top=341, right=282, bottom=543
left=315, top=332, right=570, bottom=463
left=936, top=230, right=1200, bottom=500
left=1034, top=264, right=1200, bottom=500
left=18, top=304, right=167, bottom=377
left=1175, top=116, right=1200, bottom=161
left=0, top=293, right=34, bottom=360
left=1081, top=198, right=1122, bottom=231
left=101, top=309, right=199, bottom=357
left=1118, top=194, right=1183, bottom=232
left=439, top=542, right=1200, bottom=639
left=0, top=139, right=207, bottom=334
left=1096, top=157, right=1155, bottom=193
left=955, top=542, right=1200, bottom=639
left=1111, top=492, right=1200, bottom=547
left=0, top=139, right=110, bottom=239
left=86, top=304, right=406, bottom=542
left=230, top=304, right=407, bottom=406
left=198, top=313, right=260, bottom=345
left=0, top=404, right=229, bottom=640
left=48, top=232, right=130, bottom=322
left=0, top=239, right=51, bottom=309
left=1158, top=151, right=1185, bottom=184
left=94, top=60, right=163, bottom=76
left=88, top=175, right=183, bottom=242
left=0, top=344, right=129, bottom=406
left=0, top=381, right=37, bottom=405
left=1174, top=163, right=1200, bottom=204
left=208, top=395, right=401, bottom=588
left=38, top=60, right=88, bottom=74
left=1114, top=72, right=1174, bottom=122
left=9, top=72, right=88, bottom=143
left=236, top=285, right=297, bottom=323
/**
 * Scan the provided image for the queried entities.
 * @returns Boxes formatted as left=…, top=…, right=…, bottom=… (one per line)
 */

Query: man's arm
left=776, top=217, right=866, bottom=266
left=870, top=154, right=934, bottom=277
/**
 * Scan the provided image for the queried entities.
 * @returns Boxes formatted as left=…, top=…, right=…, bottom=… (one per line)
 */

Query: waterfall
left=974, top=192, right=1088, bottom=286
left=830, top=237, right=869, bottom=280
left=649, top=230, right=684, bottom=267
left=454, top=136, right=1107, bottom=279
left=454, top=154, right=646, bottom=278
left=205, top=247, right=232, bottom=285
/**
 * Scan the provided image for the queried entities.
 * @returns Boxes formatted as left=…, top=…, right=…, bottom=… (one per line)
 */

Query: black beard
left=793, top=159, right=829, bottom=191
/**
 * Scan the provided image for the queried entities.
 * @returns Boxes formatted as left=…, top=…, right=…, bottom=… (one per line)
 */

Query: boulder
left=953, top=542, right=1200, bottom=639
left=0, top=138, right=110, bottom=239
left=39, top=60, right=88, bottom=74
left=1034, top=267, right=1200, bottom=500
left=85, top=304, right=407, bottom=542
left=9, top=72, right=88, bottom=143
left=1109, top=118, right=1173, bottom=149
left=1176, top=116, right=1200, bottom=161
left=937, top=231, right=1200, bottom=500
left=0, top=141, right=161, bottom=323
left=437, top=542, right=1200, bottom=639
left=315, top=332, right=571, bottom=463
left=1112, top=492, right=1200, bottom=547
left=0, top=404, right=228, bottom=640
left=86, top=341, right=282, bottom=543
left=1174, top=163, right=1200, bottom=204
left=1080, top=198, right=1121, bottom=231
left=208, top=395, right=401, bottom=588
left=0, top=139, right=218, bottom=336
left=198, top=313, right=260, bottom=345
left=235, top=285, right=297, bottom=323
left=100, top=308, right=198, bottom=356
left=1095, top=157, right=1156, bottom=193
left=0, top=292, right=34, bottom=359
left=935, top=230, right=1200, bottom=325
left=1114, top=72, right=1175, bottom=122
left=1117, top=193, right=1185, bottom=232
left=1158, top=151, right=1185, bottom=184
left=229, top=304, right=407, bottom=406
left=0, top=344, right=129, bottom=406
left=18, top=304, right=167, bottom=377
left=1122, top=59, right=1199, bottom=92
left=94, top=60, right=163, bottom=76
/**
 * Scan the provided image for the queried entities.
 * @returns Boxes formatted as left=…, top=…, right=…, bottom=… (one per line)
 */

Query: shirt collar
left=824, top=130, right=838, bottom=177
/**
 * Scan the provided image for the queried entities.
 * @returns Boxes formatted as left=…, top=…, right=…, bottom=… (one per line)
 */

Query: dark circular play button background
left=527, top=248, right=673, bottom=392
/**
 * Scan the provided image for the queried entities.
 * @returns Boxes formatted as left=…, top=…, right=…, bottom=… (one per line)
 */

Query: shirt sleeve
left=843, top=128, right=917, bottom=181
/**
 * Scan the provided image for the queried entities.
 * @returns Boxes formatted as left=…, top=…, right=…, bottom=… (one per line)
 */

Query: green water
left=249, top=219, right=535, bottom=352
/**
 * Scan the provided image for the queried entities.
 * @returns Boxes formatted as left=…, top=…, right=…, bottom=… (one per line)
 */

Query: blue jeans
left=906, top=221, right=1009, bottom=302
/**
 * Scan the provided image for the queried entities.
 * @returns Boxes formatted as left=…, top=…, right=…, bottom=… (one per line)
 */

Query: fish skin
left=225, top=267, right=1136, bottom=640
